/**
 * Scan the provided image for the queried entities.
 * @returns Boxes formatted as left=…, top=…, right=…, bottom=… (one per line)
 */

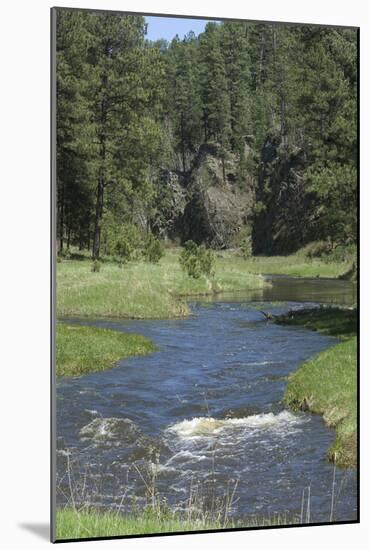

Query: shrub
left=114, top=236, right=134, bottom=264
left=329, top=243, right=357, bottom=264
left=240, top=236, right=252, bottom=259
left=240, top=227, right=252, bottom=260
left=59, top=248, right=71, bottom=260
left=253, top=201, right=267, bottom=216
left=143, top=235, right=164, bottom=263
left=299, top=241, right=357, bottom=264
left=102, top=217, right=143, bottom=264
left=299, top=240, right=333, bottom=259
left=91, top=260, right=101, bottom=273
left=179, top=241, right=215, bottom=279
left=234, top=226, right=252, bottom=259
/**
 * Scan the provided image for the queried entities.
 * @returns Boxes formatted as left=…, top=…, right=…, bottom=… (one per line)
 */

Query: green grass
left=55, top=508, right=223, bottom=539
left=284, top=338, right=357, bottom=467
left=55, top=508, right=296, bottom=540
left=278, top=307, right=357, bottom=467
left=240, top=253, right=352, bottom=278
left=56, top=247, right=352, bottom=320
left=56, top=324, right=155, bottom=377
left=57, top=249, right=265, bottom=319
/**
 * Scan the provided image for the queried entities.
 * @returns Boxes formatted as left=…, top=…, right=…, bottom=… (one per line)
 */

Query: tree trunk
left=58, top=180, right=65, bottom=252
left=222, top=155, right=226, bottom=183
left=280, top=96, right=287, bottom=145
left=180, top=112, right=186, bottom=172
left=259, top=35, right=265, bottom=84
left=272, top=25, right=277, bottom=57
left=92, top=69, right=108, bottom=260
left=92, top=176, right=104, bottom=260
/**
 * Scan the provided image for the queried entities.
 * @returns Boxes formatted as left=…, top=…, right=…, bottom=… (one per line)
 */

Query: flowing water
left=56, top=276, right=357, bottom=524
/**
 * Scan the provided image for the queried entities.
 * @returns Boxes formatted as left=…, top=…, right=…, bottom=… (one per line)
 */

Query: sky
left=145, top=16, right=213, bottom=42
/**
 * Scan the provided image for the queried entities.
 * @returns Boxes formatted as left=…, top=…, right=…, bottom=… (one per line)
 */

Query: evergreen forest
left=56, top=11, right=357, bottom=262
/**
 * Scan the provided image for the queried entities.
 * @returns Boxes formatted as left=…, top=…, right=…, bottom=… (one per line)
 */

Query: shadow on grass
left=275, top=307, right=357, bottom=338
left=71, top=253, right=89, bottom=261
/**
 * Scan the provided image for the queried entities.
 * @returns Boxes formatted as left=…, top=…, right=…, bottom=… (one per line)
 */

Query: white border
left=1, top=1, right=367, bottom=548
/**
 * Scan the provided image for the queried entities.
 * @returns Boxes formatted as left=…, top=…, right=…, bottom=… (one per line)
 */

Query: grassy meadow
left=241, top=253, right=352, bottom=279
left=57, top=249, right=265, bottom=320
left=279, top=307, right=357, bottom=467
left=56, top=247, right=353, bottom=320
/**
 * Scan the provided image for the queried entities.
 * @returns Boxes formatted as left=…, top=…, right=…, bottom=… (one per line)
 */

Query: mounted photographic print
left=51, top=7, right=359, bottom=542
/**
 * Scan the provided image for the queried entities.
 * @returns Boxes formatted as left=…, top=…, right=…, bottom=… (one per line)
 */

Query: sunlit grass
left=239, top=253, right=352, bottom=278
left=55, top=507, right=297, bottom=540
left=56, top=247, right=351, bottom=319
left=56, top=324, right=155, bottom=377
left=56, top=249, right=264, bottom=319
left=284, top=338, right=357, bottom=467
left=280, top=307, right=357, bottom=467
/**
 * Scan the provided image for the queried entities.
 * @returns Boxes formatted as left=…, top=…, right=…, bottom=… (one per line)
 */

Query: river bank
left=56, top=250, right=265, bottom=377
left=57, top=248, right=351, bottom=320
left=56, top=324, right=155, bottom=377
left=56, top=297, right=357, bottom=530
left=56, top=507, right=294, bottom=540
left=277, top=307, right=357, bottom=467
left=57, top=250, right=264, bottom=319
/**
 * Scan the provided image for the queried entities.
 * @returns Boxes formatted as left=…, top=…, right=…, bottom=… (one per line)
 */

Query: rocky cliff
left=155, top=143, right=255, bottom=249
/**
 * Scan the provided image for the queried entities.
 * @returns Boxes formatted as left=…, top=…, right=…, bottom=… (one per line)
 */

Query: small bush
left=91, top=260, right=101, bottom=273
left=329, top=243, right=357, bottom=264
left=59, top=248, right=72, bottom=260
left=143, top=235, right=164, bottom=263
left=234, top=226, right=252, bottom=259
left=114, top=236, right=133, bottom=264
left=240, top=236, right=252, bottom=259
left=299, top=241, right=357, bottom=264
left=179, top=241, right=215, bottom=279
left=253, top=201, right=267, bottom=216
left=102, top=216, right=143, bottom=264
left=299, top=240, right=332, bottom=259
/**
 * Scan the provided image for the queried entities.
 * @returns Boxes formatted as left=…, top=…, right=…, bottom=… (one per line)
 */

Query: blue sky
left=145, top=16, right=213, bottom=42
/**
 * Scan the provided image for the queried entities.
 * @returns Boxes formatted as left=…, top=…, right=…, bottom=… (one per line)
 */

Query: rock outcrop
left=153, top=169, right=187, bottom=239
left=181, top=144, right=255, bottom=248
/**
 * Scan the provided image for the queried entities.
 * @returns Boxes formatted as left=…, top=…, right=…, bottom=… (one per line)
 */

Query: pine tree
left=199, top=23, right=231, bottom=180
left=81, top=13, right=165, bottom=258
left=56, top=10, right=94, bottom=251
left=165, top=33, right=203, bottom=172
left=220, top=22, right=251, bottom=155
